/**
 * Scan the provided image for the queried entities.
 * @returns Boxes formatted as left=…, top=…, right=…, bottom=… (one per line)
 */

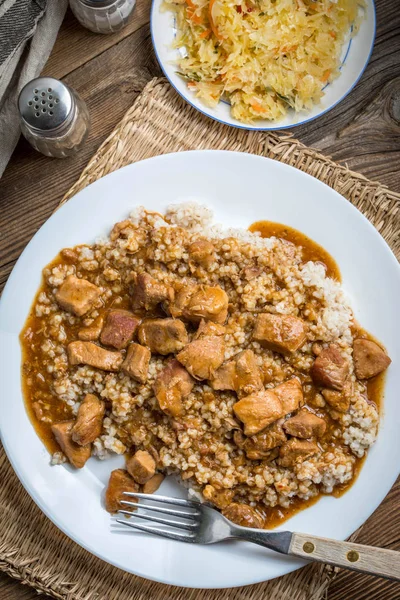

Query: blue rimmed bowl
left=151, top=0, right=376, bottom=131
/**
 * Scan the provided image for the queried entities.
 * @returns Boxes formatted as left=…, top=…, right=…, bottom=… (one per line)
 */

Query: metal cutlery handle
left=289, top=533, right=400, bottom=581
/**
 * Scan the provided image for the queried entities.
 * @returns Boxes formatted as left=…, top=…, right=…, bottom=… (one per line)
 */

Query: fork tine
left=123, top=492, right=199, bottom=508
left=116, top=519, right=195, bottom=542
left=118, top=509, right=197, bottom=530
left=120, top=500, right=198, bottom=518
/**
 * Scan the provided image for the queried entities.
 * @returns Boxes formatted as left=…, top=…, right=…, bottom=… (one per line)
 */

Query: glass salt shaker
left=69, top=0, right=136, bottom=34
left=18, top=77, right=90, bottom=159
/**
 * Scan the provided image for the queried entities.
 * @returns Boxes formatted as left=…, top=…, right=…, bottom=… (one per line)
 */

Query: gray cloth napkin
left=0, top=0, right=68, bottom=177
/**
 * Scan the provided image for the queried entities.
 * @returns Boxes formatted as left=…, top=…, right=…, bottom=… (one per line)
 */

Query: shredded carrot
left=186, top=7, right=203, bottom=23
left=199, top=28, right=211, bottom=38
left=191, top=12, right=203, bottom=23
left=322, top=69, right=331, bottom=83
left=281, top=44, right=298, bottom=53
left=187, top=82, right=197, bottom=89
left=251, top=101, right=264, bottom=113
left=208, top=0, right=223, bottom=40
left=329, top=31, right=336, bottom=39
left=186, top=0, right=203, bottom=24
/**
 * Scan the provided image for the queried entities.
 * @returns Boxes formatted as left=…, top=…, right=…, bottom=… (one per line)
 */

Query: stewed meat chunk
left=126, top=450, right=156, bottom=484
left=210, top=361, right=236, bottom=392
left=311, top=344, right=349, bottom=390
left=143, top=473, right=165, bottom=494
left=211, top=349, right=263, bottom=397
left=353, top=339, right=391, bottom=379
left=222, top=503, right=264, bottom=528
left=138, top=318, right=188, bottom=355
left=176, top=336, right=225, bottom=380
left=121, top=343, right=151, bottom=383
left=243, top=421, right=287, bottom=459
left=153, top=359, right=194, bottom=417
left=100, top=310, right=140, bottom=350
left=71, top=393, right=105, bottom=445
left=188, top=240, right=215, bottom=268
left=131, top=272, right=173, bottom=311
left=273, top=378, right=304, bottom=415
left=55, top=275, right=101, bottom=316
left=283, top=409, right=326, bottom=439
left=233, top=389, right=284, bottom=436
left=225, top=349, right=262, bottom=396
left=78, top=316, right=104, bottom=341
left=194, top=319, right=226, bottom=339
left=170, top=285, right=228, bottom=324
left=51, top=421, right=91, bottom=468
left=253, top=313, right=307, bottom=354
left=105, top=469, right=139, bottom=513
left=203, top=485, right=234, bottom=509
left=279, top=439, right=319, bottom=467
left=322, top=380, right=353, bottom=413
left=67, top=341, right=123, bottom=371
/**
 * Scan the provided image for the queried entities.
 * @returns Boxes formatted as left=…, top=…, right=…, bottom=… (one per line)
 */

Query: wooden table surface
left=0, top=0, right=399, bottom=598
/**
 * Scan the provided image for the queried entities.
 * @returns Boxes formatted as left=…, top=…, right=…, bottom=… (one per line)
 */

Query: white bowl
left=151, top=0, right=376, bottom=131
left=0, top=151, right=399, bottom=588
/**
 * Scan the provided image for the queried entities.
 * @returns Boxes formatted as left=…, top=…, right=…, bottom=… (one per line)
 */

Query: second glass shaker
left=69, top=0, right=136, bottom=34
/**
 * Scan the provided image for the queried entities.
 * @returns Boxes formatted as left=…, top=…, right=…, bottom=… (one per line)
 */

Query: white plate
left=151, top=0, right=376, bottom=131
left=0, top=151, right=399, bottom=589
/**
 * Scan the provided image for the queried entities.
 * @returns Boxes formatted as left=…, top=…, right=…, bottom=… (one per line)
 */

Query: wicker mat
left=1, top=78, right=399, bottom=600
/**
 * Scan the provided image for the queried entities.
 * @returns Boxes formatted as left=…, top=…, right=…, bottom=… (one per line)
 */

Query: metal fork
left=116, top=492, right=400, bottom=581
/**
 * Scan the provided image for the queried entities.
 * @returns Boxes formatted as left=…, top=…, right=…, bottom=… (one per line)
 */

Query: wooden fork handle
left=290, top=533, right=400, bottom=581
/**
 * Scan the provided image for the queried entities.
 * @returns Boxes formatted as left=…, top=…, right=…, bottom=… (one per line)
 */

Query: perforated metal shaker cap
left=18, top=77, right=74, bottom=132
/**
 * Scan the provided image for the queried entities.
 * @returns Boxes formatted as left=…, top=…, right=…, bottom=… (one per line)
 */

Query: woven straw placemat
left=1, top=77, right=399, bottom=600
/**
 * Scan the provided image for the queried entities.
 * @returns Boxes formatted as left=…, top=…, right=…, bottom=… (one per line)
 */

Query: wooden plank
left=295, top=0, right=400, bottom=191
left=43, top=2, right=152, bottom=80
left=0, top=576, right=51, bottom=600
left=0, top=0, right=399, bottom=598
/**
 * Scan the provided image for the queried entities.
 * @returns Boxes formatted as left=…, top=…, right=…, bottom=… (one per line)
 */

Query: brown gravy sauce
left=249, top=220, right=341, bottom=281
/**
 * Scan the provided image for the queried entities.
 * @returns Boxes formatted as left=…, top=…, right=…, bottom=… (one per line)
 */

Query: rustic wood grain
left=0, top=0, right=399, bottom=598
left=290, top=532, right=400, bottom=580
left=0, top=578, right=47, bottom=600
left=294, top=6, right=400, bottom=190
left=43, top=6, right=152, bottom=80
